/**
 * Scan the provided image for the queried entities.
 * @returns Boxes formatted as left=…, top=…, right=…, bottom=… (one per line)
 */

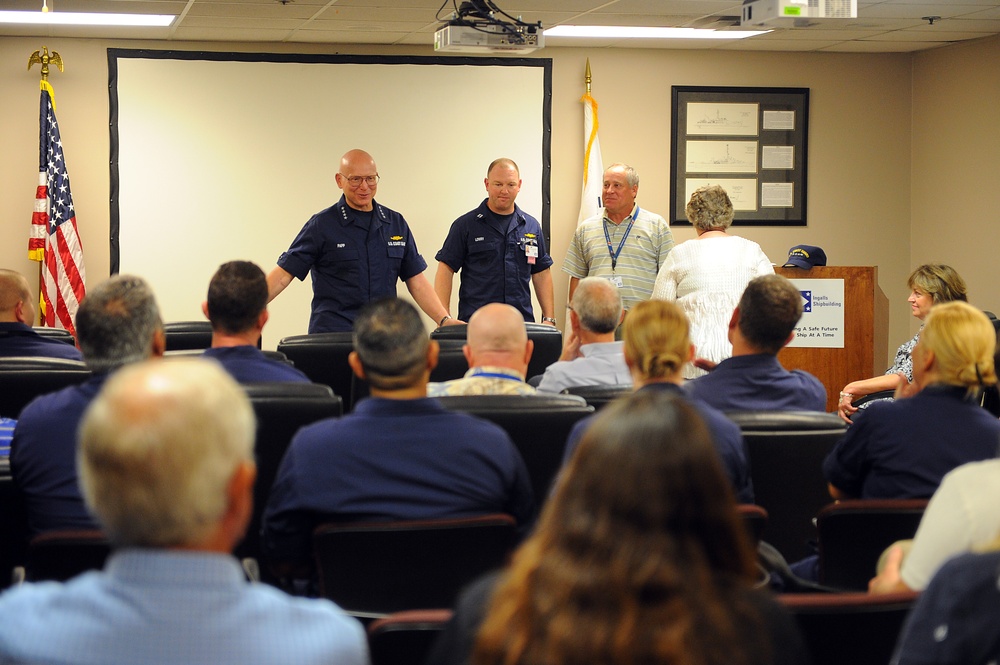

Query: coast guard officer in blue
left=433, top=158, right=556, bottom=325
left=267, top=149, right=455, bottom=333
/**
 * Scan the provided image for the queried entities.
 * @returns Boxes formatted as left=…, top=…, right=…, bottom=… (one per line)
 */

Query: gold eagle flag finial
left=28, top=46, right=64, bottom=81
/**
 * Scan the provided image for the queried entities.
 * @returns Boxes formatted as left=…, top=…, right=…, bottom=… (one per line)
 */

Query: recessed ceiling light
left=544, top=25, right=770, bottom=39
left=0, top=10, right=175, bottom=26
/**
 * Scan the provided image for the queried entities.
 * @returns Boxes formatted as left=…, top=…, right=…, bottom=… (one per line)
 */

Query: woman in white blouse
left=652, top=185, right=773, bottom=379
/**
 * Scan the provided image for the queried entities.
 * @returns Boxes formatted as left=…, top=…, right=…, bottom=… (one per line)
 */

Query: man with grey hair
left=262, top=297, right=533, bottom=575
left=0, top=268, right=82, bottom=360
left=687, top=274, right=826, bottom=411
left=536, top=276, right=630, bottom=393
left=0, top=358, right=368, bottom=665
left=10, top=274, right=165, bottom=534
left=562, top=162, right=674, bottom=311
left=428, top=302, right=537, bottom=396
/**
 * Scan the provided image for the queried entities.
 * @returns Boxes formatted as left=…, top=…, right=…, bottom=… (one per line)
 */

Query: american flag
left=29, top=81, right=86, bottom=335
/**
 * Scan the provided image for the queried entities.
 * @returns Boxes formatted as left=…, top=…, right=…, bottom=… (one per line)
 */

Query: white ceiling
left=4, top=0, right=1000, bottom=53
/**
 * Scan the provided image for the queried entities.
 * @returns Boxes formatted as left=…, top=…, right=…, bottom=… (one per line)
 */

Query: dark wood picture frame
left=671, top=86, right=809, bottom=226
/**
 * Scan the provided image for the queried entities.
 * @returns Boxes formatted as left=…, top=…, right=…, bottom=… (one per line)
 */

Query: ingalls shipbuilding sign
left=786, top=279, right=845, bottom=348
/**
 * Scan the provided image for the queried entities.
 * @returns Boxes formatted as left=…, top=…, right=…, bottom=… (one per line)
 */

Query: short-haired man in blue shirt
left=262, top=298, right=534, bottom=577
left=686, top=274, right=826, bottom=412
left=0, top=358, right=368, bottom=665
left=202, top=260, right=309, bottom=383
left=434, top=158, right=556, bottom=326
left=0, top=269, right=82, bottom=361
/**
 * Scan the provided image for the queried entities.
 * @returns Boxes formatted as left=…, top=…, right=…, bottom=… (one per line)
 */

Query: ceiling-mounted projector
left=740, top=0, right=857, bottom=26
left=434, top=22, right=544, bottom=54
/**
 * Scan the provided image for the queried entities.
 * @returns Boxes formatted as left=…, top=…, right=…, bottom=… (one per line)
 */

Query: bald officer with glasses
left=267, top=149, right=456, bottom=333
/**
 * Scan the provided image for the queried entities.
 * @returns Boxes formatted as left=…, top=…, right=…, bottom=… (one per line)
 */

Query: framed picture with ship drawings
left=670, top=86, right=809, bottom=226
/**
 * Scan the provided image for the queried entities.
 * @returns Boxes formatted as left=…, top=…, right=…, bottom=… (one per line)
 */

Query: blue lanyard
left=603, top=207, right=638, bottom=272
left=470, top=370, right=522, bottom=382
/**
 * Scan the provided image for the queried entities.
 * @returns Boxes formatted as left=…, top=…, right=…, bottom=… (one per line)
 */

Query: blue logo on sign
left=800, top=291, right=812, bottom=313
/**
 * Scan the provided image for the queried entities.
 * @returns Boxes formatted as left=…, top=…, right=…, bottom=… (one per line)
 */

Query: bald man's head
left=465, top=303, right=533, bottom=376
left=0, top=269, right=34, bottom=324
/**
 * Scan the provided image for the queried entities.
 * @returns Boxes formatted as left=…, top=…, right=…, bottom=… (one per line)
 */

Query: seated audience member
left=428, top=302, right=536, bottom=396
left=536, top=276, right=630, bottom=393
left=838, top=264, right=967, bottom=422
left=427, top=391, right=807, bottom=665
left=202, top=260, right=309, bottom=383
left=11, top=275, right=165, bottom=534
left=687, top=274, right=826, bottom=411
left=0, top=269, right=82, bottom=360
left=824, top=301, right=1000, bottom=500
left=564, top=299, right=753, bottom=503
left=0, top=358, right=367, bottom=665
left=869, top=457, right=1000, bottom=595
left=261, top=298, right=534, bottom=573
left=891, top=534, right=1000, bottom=665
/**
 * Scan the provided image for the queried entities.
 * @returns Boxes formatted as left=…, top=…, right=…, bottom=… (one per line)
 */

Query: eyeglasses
left=342, top=174, right=380, bottom=188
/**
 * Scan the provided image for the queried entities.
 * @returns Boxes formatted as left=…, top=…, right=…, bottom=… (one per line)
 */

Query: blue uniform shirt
left=202, top=346, right=310, bottom=384
left=0, top=322, right=83, bottom=361
left=277, top=195, right=428, bottom=333
left=435, top=200, right=553, bottom=322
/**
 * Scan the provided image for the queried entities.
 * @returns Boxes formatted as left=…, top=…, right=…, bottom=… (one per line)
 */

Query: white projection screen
left=109, top=50, right=551, bottom=348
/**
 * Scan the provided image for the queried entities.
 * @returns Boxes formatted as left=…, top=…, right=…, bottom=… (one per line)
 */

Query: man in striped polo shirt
left=562, top=163, right=674, bottom=313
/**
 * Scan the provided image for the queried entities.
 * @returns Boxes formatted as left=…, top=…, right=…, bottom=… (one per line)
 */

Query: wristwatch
left=542, top=317, right=557, bottom=325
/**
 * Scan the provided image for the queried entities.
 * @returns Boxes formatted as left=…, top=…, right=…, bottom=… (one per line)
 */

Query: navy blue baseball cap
left=783, top=245, right=827, bottom=269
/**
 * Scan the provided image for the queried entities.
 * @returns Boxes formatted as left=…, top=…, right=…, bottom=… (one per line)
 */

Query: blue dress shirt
left=685, top=354, right=827, bottom=412
left=0, top=549, right=368, bottom=665
left=202, top=346, right=309, bottom=384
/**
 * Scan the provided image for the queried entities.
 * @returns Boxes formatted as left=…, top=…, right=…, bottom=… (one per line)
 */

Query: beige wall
left=911, top=35, right=1000, bottom=332
left=4, top=34, right=972, bottom=359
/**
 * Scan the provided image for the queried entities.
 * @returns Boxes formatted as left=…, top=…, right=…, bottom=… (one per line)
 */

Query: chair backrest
left=236, top=382, right=343, bottom=567
left=367, top=609, right=454, bottom=665
left=0, top=356, right=91, bottom=418
left=162, top=321, right=214, bottom=351
left=30, top=327, right=76, bottom=345
left=0, top=465, right=28, bottom=589
left=780, top=591, right=918, bottom=665
left=23, top=529, right=111, bottom=583
left=562, top=384, right=633, bottom=410
left=430, top=323, right=563, bottom=381
left=737, top=503, right=768, bottom=547
left=277, top=332, right=356, bottom=410
left=313, top=514, right=517, bottom=618
left=724, top=410, right=847, bottom=562
left=435, top=394, right=594, bottom=500
left=816, top=498, right=928, bottom=591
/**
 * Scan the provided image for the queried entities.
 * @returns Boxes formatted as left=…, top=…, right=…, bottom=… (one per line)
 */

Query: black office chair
left=0, top=356, right=91, bottom=419
left=430, top=323, right=563, bottom=382
left=781, top=591, right=919, bottom=665
left=20, top=529, right=111, bottom=583
left=816, top=498, right=928, bottom=591
left=30, top=327, right=76, bottom=345
left=737, top=503, right=768, bottom=548
left=367, top=610, right=454, bottom=665
left=162, top=321, right=214, bottom=351
left=435, top=394, right=593, bottom=501
left=724, top=410, right=846, bottom=562
left=313, top=514, right=518, bottom=618
left=235, top=382, right=342, bottom=572
left=276, top=333, right=356, bottom=410
left=562, top=383, right=632, bottom=410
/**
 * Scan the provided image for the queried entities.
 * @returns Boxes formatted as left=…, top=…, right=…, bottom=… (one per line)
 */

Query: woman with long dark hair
left=428, top=390, right=807, bottom=665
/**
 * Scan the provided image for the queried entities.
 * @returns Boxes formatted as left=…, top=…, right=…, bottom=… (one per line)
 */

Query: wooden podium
left=776, top=266, right=889, bottom=412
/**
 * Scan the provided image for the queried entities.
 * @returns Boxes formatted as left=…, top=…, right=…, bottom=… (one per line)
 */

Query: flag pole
left=578, top=59, right=603, bottom=225
left=28, top=47, right=64, bottom=325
